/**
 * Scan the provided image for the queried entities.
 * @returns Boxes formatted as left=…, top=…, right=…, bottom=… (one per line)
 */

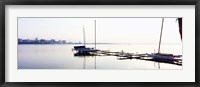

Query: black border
left=0, top=0, right=199, bottom=87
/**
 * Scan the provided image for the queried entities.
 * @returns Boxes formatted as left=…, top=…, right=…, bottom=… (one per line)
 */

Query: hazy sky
left=18, top=18, right=182, bottom=44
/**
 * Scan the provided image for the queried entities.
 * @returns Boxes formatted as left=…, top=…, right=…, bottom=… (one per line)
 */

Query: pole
left=94, top=20, right=97, bottom=69
left=158, top=18, right=164, bottom=53
left=95, top=20, right=96, bottom=50
left=83, top=25, right=86, bottom=46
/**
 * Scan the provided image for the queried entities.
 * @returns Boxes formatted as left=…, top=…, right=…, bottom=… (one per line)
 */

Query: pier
left=74, top=49, right=182, bottom=66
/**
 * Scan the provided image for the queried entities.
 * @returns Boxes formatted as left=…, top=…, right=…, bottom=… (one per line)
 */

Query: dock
left=74, top=50, right=182, bottom=66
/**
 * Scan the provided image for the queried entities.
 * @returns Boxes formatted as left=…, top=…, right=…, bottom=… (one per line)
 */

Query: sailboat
left=74, top=20, right=99, bottom=56
left=147, top=18, right=182, bottom=61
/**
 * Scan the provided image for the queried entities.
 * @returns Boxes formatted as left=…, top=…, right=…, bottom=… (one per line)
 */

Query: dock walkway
left=76, top=50, right=182, bottom=66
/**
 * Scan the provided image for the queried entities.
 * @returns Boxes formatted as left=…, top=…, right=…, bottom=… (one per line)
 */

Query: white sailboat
left=147, top=18, right=182, bottom=61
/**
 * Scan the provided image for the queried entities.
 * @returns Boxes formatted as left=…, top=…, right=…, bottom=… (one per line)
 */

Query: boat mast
left=94, top=20, right=97, bottom=69
left=158, top=18, right=164, bottom=53
left=94, top=20, right=96, bottom=50
left=83, top=25, right=86, bottom=46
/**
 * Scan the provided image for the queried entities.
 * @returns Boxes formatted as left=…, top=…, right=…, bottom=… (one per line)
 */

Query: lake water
left=18, top=44, right=182, bottom=69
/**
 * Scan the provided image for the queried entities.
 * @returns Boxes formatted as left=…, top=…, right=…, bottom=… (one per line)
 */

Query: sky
left=18, top=18, right=182, bottom=44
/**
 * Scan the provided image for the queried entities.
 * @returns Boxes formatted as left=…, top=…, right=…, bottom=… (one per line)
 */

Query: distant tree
left=50, top=39, right=56, bottom=44
left=18, top=38, right=70, bottom=44
left=62, top=40, right=66, bottom=44
left=40, top=39, right=46, bottom=44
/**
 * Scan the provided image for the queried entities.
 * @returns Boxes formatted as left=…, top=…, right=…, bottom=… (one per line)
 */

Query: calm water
left=18, top=44, right=182, bottom=69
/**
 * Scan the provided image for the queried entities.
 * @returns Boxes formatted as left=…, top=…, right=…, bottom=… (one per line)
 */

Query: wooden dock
left=74, top=50, right=182, bottom=66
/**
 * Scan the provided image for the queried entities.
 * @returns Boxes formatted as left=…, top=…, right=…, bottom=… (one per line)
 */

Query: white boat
left=148, top=18, right=182, bottom=60
left=147, top=53, right=181, bottom=60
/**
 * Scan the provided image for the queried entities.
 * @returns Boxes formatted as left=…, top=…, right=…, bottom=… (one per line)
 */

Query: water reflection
left=74, top=55, right=97, bottom=69
left=95, top=56, right=96, bottom=69
left=154, top=62, right=160, bottom=69
left=83, top=56, right=86, bottom=69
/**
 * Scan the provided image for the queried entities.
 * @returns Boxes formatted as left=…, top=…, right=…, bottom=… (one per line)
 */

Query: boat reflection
left=74, top=54, right=97, bottom=69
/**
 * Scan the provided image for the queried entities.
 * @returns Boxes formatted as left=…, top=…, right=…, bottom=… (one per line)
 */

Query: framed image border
left=0, top=0, right=199, bottom=87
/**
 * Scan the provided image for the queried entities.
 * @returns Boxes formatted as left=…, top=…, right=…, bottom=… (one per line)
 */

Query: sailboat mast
left=94, top=20, right=96, bottom=50
left=158, top=18, right=164, bottom=53
left=83, top=25, right=86, bottom=46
